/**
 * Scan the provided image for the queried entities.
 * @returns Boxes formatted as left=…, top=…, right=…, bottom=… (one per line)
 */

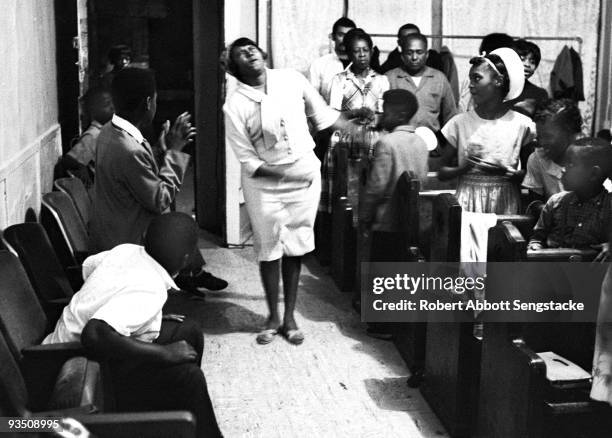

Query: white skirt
left=242, top=152, right=321, bottom=261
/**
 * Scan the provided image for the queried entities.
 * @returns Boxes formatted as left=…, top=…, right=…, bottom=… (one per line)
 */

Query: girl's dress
left=223, top=68, right=338, bottom=261
left=441, top=109, right=534, bottom=214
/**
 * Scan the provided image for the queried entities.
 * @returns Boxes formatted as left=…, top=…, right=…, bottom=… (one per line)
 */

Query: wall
left=0, top=1, right=61, bottom=228
left=224, top=0, right=257, bottom=245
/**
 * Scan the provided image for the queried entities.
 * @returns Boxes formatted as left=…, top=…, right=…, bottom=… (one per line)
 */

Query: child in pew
left=359, top=88, right=428, bottom=244
left=438, top=48, right=533, bottom=214
left=528, top=137, right=612, bottom=262
left=61, top=87, right=115, bottom=187
left=359, top=89, right=428, bottom=343
left=522, top=99, right=582, bottom=203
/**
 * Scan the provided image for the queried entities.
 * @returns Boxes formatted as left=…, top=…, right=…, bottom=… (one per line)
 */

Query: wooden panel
left=193, top=0, right=224, bottom=232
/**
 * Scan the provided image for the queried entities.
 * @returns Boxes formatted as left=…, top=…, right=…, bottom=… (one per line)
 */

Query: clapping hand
left=161, top=112, right=197, bottom=152
left=593, top=242, right=611, bottom=263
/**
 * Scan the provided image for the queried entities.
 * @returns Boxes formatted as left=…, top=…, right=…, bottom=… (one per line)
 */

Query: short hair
left=332, top=17, right=356, bottom=34
left=479, top=33, right=514, bottom=55
left=397, top=23, right=420, bottom=38
left=107, top=44, right=132, bottom=66
left=514, top=39, right=542, bottom=67
left=570, top=137, right=612, bottom=176
left=401, top=33, right=428, bottom=50
left=144, top=212, right=198, bottom=274
left=343, top=28, right=373, bottom=52
left=111, top=68, right=156, bottom=114
left=534, top=99, right=582, bottom=134
left=383, top=89, right=419, bottom=120
left=226, top=37, right=267, bottom=80
left=469, top=54, right=510, bottom=97
left=82, top=86, right=111, bottom=113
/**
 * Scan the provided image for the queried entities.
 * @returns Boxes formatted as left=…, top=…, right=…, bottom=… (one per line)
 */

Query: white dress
left=224, top=68, right=338, bottom=261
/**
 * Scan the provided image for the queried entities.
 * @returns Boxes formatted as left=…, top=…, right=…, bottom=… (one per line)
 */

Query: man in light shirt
left=309, top=17, right=356, bottom=102
left=44, top=213, right=222, bottom=438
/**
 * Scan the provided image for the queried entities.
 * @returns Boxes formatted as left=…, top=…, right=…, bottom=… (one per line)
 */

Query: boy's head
left=381, top=89, right=418, bottom=131
left=83, top=87, right=114, bottom=125
left=561, top=137, right=612, bottom=193
left=513, top=39, right=541, bottom=79
left=144, top=212, right=198, bottom=277
left=534, top=99, right=582, bottom=164
left=111, top=68, right=157, bottom=123
left=331, top=17, right=356, bottom=58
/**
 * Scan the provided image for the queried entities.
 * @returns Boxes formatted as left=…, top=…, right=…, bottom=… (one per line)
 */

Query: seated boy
left=62, top=87, right=114, bottom=187
left=523, top=99, right=582, bottom=202
left=359, top=88, right=428, bottom=251
left=528, top=137, right=612, bottom=262
left=43, top=212, right=222, bottom=437
left=513, top=39, right=549, bottom=118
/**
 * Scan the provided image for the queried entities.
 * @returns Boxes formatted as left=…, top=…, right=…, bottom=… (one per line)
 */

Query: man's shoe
left=191, top=270, right=228, bottom=291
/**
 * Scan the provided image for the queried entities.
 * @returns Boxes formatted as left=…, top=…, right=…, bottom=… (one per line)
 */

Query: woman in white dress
left=223, top=38, right=341, bottom=345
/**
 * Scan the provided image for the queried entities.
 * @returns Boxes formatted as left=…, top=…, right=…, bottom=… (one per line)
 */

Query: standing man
left=90, top=67, right=227, bottom=295
left=309, top=17, right=356, bottom=102
left=385, top=33, right=456, bottom=133
left=380, top=23, right=443, bottom=74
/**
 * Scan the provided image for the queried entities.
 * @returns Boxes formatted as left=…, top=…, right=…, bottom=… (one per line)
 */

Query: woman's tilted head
left=225, top=38, right=267, bottom=81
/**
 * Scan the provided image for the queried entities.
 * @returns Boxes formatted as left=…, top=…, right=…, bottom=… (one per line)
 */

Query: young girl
left=439, top=47, right=533, bottom=214
left=523, top=99, right=582, bottom=202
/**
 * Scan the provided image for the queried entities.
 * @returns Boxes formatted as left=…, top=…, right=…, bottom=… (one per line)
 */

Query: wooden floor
left=169, top=165, right=449, bottom=437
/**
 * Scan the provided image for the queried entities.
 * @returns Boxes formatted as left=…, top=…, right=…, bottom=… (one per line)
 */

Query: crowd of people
left=46, top=17, right=612, bottom=435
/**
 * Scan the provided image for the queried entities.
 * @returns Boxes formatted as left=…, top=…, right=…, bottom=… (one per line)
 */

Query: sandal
left=256, top=328, right=279, bottom=345
left=281, top=327, right=305, bottom=345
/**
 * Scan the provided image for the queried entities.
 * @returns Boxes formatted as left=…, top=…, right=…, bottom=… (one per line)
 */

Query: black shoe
left=191, top=270, right=228, bottom=291
left=173, top=278, right=207, bottom=298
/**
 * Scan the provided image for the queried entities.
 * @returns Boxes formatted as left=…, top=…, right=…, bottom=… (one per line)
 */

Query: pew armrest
left=526, top=248, right=599, bottom=262
left=70, top=411, right=197, bottom=438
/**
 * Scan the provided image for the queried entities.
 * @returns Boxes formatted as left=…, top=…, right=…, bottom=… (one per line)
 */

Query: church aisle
left=168, top=241, right=449, bottom=437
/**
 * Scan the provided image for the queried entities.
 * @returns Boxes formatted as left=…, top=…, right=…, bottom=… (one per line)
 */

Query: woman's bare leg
left=260, top=260, right=281, bottom=329
left=281, top=256, right=301, bottom=330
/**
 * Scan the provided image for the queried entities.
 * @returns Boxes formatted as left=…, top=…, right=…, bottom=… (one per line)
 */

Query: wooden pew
left=331, top=146, right=358, bottom=292
left=421, top=194, right=537, bottom=437
left=477, top=221, right=610, bottom=437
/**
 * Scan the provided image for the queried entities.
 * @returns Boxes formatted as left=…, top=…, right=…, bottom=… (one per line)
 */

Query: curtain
left=443, top=0, right=600, bottom=133
left=595, top=0, right=611, bottom=132
left=348, top=0, right=432, bottom=61
left=271, top=0, right=344, bottom=74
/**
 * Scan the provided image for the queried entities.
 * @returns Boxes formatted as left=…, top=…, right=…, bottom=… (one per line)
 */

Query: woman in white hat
left=437, top=47, right=533, bottom=214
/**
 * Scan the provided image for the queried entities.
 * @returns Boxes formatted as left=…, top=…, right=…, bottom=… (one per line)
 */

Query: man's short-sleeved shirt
left=385, top=66, right=457, bottom=132
left=309, top=52, right=345, bottom=103
left=43, top=244, right=178, bottom=345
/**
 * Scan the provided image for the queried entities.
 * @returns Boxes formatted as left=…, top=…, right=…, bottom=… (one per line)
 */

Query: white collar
left=112, top=114, right=145, bottom=143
